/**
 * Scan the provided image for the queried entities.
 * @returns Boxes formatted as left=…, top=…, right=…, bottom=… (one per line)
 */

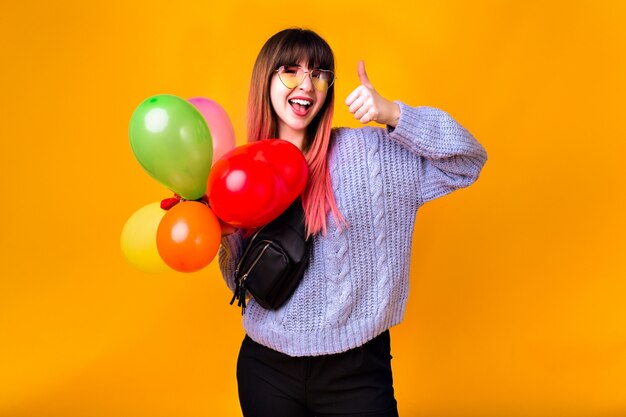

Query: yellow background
left=1, top=1, right=625, bottom=416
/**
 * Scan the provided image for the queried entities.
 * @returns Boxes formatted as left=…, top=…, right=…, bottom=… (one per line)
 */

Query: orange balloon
left=156, top=201, right=221, bottom=273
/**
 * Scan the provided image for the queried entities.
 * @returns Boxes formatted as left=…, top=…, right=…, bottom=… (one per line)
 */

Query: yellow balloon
left=120, top=202, right=170, bottom=273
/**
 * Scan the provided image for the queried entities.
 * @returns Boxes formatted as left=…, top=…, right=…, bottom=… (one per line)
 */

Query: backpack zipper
left=231, top=239, right=271, bottom=314
left=239, top=241, right=272, bottom=284
left=234, top=226, right=266, bottom=277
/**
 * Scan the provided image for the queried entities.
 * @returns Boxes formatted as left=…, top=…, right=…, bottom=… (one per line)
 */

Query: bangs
left=273, top=30, right=334, bottom=71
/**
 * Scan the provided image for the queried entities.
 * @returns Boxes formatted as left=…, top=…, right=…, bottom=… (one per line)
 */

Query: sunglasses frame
left=275, top=65, right=336, bottom=91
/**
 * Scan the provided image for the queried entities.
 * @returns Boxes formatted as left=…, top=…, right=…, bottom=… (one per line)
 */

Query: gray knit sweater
left=219, top=102, right=487, bottom=357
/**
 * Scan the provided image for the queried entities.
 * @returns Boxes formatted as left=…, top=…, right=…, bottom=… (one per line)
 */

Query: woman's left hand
left=345, top=60, right=401, bottom=127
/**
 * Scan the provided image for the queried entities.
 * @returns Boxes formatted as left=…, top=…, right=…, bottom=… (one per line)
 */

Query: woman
left=219, top=28, right=487, bottom=417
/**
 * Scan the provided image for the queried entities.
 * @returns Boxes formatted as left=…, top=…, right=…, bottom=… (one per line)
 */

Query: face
left=270, top=60, right=329, bottom=149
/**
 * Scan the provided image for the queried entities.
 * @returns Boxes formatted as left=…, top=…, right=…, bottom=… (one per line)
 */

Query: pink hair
left=247, top=28, right=344, bottom=237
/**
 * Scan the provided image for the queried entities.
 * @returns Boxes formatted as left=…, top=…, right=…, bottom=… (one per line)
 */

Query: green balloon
left=129, top=94, right=213, bottom=200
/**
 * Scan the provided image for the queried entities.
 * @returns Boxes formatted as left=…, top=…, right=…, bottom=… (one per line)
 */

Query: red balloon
left=208, top=154, right=281, bottom=228
left=256, top=139, right=309, bottom=205
left=208, top=139, right=309, bottom=228
left=156, top=201, right=221, bottom=272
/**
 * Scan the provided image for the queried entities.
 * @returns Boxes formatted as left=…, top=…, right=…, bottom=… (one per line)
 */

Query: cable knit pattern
left=323, top=142, right=353, bottom=328
left=366, top=130, right=391, bottom=324
left=218, top=103, right=487, bottom=356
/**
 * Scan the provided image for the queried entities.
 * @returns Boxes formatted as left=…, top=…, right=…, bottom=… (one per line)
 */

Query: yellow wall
left=1, top=1, right=625, bottom=416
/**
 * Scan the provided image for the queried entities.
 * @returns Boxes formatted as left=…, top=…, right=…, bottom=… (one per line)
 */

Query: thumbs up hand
left=345, top=60, right=401, bottom=127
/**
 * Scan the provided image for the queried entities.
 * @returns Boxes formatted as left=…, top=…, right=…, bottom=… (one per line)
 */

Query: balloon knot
left=161, top=194, right=182, bottom=210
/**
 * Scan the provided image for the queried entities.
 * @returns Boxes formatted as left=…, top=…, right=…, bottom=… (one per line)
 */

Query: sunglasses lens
left=277, top=66, right=335, bottom=91
left=311, top=70, right=334, bottom=91
left=278, top=66, right=303, bottom=89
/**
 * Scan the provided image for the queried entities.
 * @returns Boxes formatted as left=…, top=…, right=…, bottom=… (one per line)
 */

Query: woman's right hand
left=345, top=60, right=401, bottom=127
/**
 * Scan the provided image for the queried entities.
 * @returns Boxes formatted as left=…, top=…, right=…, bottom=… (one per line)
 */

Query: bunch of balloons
left=120, top=94, right=308, bottom=273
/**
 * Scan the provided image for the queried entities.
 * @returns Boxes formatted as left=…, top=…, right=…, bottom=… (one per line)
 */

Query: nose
left=298, top=73, right=314, bottom=91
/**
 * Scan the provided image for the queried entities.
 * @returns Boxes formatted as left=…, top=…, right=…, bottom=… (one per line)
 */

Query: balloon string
left=160, top=193, right=210, bottom=210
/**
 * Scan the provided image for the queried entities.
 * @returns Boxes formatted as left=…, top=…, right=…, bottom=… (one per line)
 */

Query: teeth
left=289, top=99, right=312, bottom=106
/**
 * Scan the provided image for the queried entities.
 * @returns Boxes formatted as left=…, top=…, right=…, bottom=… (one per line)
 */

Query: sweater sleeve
left=387, top=102, right=488, bottom=203
left=218, top=229, right=245, bottom=293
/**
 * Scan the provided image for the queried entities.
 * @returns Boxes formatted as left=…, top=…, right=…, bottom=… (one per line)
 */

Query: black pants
left=237, top=330, right=399, bottom=417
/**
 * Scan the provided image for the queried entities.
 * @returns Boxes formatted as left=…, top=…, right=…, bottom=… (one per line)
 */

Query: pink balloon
left=188, top=97, right=236, bottom=164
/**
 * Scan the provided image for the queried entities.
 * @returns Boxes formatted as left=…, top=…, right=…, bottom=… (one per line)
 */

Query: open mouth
left=288, top=98, right=312, bottom=116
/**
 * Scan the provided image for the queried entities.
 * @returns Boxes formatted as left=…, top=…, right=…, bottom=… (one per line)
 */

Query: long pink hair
left=247, top=28, right=344, bottom=237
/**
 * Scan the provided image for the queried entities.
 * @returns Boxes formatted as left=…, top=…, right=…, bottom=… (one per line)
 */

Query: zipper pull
left=239, top=292, right=246, bottom=315
left=230, top=274, right=247, bottom=314
left=229, top=279, right=240, bottom=306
